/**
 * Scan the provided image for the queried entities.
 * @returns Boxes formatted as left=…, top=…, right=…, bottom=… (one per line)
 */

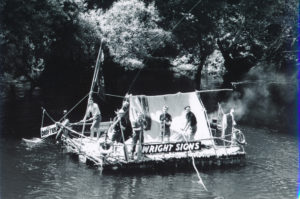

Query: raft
left=37, top=45, right=246, bottom=173
left=40, top=90, right=247, bottom=173
left=59, top=134, right=246, bottom=173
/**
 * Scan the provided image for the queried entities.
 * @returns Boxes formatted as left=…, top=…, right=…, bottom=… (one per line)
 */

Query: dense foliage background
left=0, top=0, right=298, bottom=132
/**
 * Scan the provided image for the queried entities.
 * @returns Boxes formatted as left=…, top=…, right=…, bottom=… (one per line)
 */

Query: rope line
left=41, top=108, right=45, bottom=128
left=128, top=68, right=143, bottom=93
left=170, top=0, right=202, bottom=32
left=181, top=131, right=208, bottom=191
left=58, top=92, right=90, bottom=122
left=104, top=89, right=232, bottom=99
left=127, top=0, right=203, bottom=93
left=104, top=93, right=125, bottom=98
left=43, top=109, right=57, bottom=123
left=196, top=88, right=233, bottom=93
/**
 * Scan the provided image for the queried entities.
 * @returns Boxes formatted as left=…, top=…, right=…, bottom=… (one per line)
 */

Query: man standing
left=222, top=108, right=236, bottom=145
left=109, top=109, right=126, bottom=143
left=182, top=106, right=197, bottom=141
left=131, top=112, right=147, bottom=159
left=159, top=106, right=172, bottom=143
left=83, top=98, right=102, bottom=139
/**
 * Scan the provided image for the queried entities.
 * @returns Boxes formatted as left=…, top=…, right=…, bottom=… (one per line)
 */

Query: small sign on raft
left=142, top=141, right=205, bottom=154
left=40, top=124, right=58, bottom=139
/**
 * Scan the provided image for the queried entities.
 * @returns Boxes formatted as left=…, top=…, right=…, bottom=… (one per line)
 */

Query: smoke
left=219, top=66, right=297, bottom=130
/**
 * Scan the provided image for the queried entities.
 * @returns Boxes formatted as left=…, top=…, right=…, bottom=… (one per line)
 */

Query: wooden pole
left=162, top=118, right=165, bottom=143
left=137, top=120, right=144, bottom=160
left=81, top=40, right=103, bottom=136
left=119, top=120, right=129, bottom=161
left=196, top=88, right=233, bottom=93
left=56, top=123, right=93, bottom=140
left=137, top=130, right=142, bottom=161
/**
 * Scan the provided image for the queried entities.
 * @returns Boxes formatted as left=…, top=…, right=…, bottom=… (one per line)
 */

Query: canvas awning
left=129, top=92, right=214, bottom=145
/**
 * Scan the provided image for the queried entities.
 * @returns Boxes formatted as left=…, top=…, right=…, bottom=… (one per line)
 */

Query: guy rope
left=181, top=131, right=208, bottom=191
left=127, top=0, right=203, bottom=93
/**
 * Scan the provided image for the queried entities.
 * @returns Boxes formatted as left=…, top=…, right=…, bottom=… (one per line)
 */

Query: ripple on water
left=1, top=125, right=298, bottom=199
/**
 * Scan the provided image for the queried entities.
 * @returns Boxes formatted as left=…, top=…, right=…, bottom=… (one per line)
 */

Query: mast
left=89, top=39, right=103, bottom=101
left=81, top=40, right=104, bottom=135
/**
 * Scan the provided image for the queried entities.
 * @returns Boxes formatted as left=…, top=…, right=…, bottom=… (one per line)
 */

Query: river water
left=0, top=91, right=298, bottom=199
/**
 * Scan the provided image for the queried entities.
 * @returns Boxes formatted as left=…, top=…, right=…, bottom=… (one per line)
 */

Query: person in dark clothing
left=131, top=112, right=147, bottom=159
left=182, top=106, right=197, bottom=140
left=119, top=96, right=131, bottom=140
left=159, top=106, right=172, bottom=143
left=109, top=109, right=126, bottom=143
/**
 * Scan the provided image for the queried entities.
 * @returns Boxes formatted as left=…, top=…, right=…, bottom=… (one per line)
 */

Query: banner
left=142, top=141, right=205, bottom=154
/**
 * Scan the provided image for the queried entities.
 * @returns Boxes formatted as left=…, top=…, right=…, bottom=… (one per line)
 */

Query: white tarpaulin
left=129, top=92, right=213, bottom=145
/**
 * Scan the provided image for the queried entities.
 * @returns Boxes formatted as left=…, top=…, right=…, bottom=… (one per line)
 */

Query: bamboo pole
left=104, top=93, right=125, bottom=98
left=119, top=120, right=129, bottom=161
left=196, top=88, right=233, bottom=93
left=56, top=122, right=95, bottom=141
left=81, top=40, right=103, bottom=136
left=137, top=131, right=142, bottom=161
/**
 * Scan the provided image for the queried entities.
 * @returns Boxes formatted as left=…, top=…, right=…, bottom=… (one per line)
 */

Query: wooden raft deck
left=61, top=136, right=246, bottom=172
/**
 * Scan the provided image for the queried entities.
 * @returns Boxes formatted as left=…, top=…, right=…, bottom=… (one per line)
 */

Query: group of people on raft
left=82, top=97, right=203, bottom=158
left=82, top=96, right=237, bottom=158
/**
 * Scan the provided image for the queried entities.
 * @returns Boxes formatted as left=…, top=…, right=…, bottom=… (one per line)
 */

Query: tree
left=0, top=0, right=100, bottom=93
left=216, top=0, right=298, bottom=85
left=152, top=0, right=226, bottom=90
left=98, top=0, right=172, bottom=69
left=0, top=0, right=57, bottom=82
left=152, top=0, right=298, bottom=88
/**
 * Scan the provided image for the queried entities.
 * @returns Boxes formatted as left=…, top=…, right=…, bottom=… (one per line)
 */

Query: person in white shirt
left=83, top=98, right=102, bottom=139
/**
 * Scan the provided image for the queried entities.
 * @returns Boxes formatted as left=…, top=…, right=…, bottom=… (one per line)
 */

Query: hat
left=184, top=106, right=191, bottom=110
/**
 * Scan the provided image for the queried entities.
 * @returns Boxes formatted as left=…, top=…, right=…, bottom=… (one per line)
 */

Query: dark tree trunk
left=216, top=38, right=255, bottom=87
left=195, top=57, right=206, bottom=90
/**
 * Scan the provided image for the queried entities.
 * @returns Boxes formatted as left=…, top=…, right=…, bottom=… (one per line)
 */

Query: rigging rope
left=41, top=108, right=45, bottom=128
left=58, top=92, right=90, bottom=122
left=43, top=108, right=57, bottom=123
left=127, top=0, right=203, bottom=93
left=104, top=93, right=125, bottom=98
left=170, top=0, right=202, bottom=32
left=128, top=68, right=143, bottom=93
left=181, top=131, right=208, bottom=192
left=104, top=89, right=233, bottom=99
left=196, top=88, right=233, bottom=93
